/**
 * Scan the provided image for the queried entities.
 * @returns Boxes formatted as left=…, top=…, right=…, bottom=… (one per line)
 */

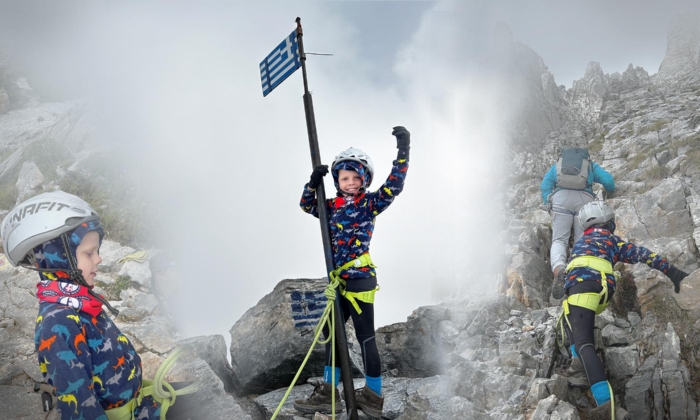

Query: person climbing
left=1, top=191, right=193, bottom=419
left=541, top=147, right=615, bottom=299
left=555, top=201, right=688, bottom=420
left=294, top=126, right=410, bottom=419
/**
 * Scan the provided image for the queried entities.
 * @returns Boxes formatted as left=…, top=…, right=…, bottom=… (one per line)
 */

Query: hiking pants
left=564, top=281, right=615, bottom=387
left=550, top=189, right=595, bottom=271
left=323, top=290, right=381, bottom=378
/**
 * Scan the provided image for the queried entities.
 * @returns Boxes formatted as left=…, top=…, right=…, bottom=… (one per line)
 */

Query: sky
left=0, top=0, right=699, bottom=345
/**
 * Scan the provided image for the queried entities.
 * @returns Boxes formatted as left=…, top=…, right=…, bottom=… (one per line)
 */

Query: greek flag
left=260, top=30, right=301, bottom=97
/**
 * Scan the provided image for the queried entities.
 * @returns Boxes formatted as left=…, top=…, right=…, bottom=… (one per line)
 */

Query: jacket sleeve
left=300, top=185, right=320, bottom=218
left=367, top=157, right=409, bottom=217
left=614, top=238, right=672, bottom=273
left=36, top=310, right=106, bottom=419
left=591, top=162, right=615, bottom=192
left=540, top=165, right=557, bottom=204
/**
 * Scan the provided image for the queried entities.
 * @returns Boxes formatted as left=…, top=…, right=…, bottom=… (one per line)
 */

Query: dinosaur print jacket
left=36, top=302, right=160, bottom=419
left=300, top=157, right=409, bottom=281
left=565, top=227, right=673, bottom=292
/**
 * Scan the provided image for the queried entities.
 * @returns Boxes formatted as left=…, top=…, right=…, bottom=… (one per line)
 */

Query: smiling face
left=338, top=168, right=362, bottom=195
left=75, top=231, right=102, bottom=287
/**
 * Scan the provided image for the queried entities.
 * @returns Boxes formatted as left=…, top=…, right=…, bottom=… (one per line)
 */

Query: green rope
left=270, top=278, right=341, bottom=420
left=143, top=347, right=202, bottom=420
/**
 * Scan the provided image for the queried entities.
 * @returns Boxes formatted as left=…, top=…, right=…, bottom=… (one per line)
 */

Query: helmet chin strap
left=58, top=233, right=119, bottom=316
left=22, top=234, right=120, bottom=316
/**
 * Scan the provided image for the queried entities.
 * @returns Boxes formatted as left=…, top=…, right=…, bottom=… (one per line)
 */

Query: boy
left=295, top=126, right=410, bottom=419
left=2, top=191, right=168, bottom=419
left=555, top=201, right=688, bottom=420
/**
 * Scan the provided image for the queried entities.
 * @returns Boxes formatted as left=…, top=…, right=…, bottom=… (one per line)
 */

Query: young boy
left=1, top=191, right=162, bottom=419
left=555, top=201, right=688, bottom=420
left=295, top=126, right=410, bottom=418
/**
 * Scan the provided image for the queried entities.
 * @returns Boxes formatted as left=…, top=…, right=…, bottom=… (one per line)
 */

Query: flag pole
left=296, top=17, right=358, bottom=419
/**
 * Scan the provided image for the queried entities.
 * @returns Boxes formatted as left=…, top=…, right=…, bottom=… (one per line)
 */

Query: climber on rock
left=554, top=201, right=688, bottom=420
left=541, top=146, right=615, bottom=300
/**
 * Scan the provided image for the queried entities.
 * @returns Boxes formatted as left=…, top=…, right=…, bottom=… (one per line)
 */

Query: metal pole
left=296, top=17, right=358, bottom=419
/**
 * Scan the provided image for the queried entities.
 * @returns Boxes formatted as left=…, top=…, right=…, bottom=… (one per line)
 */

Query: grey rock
left=601, top=324, right=629, bottom=346
left=377, top=305, right=451, bottom=377
left=0, top=147, right=23, bottom=185
left=15, top=161, right=43, bottom=204
left=118, top=260, right=152, bottom=288
left=98, top=240, right=136, bottom=273
left=550, top=400, right=580, bottom=420
left=605, top=345, right=639, bottom=382
left=177, top=335, right=240, bottom=394
left=165, top=357, right=252, bottom=420
left=0, top=385, right=52, bottom=420
left=625, top=369, right=654, bottom=420
left=230, top=278, right=362, bottom=395
left=530, top=394, right=558, bottom=419
left=656, top=12, right=700, bottom=85
left=119, top=288, right=158, bottom=318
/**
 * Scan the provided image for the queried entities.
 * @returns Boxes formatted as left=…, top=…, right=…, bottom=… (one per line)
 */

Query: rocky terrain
left=1, top=10, right=700, bottom=420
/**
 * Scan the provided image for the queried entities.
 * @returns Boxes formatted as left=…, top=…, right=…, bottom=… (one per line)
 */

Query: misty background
left=0, top=0, right=697, bottom=344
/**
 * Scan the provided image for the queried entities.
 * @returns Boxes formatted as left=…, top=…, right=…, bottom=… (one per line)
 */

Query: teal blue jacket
left=540, top=162, right=615, bottom=204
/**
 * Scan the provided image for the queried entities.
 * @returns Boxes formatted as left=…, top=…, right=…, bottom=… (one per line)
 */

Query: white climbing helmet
left=1, top=191, right=100, bottom=266
left=577, top=201, right=615, bottom=231
left=331, top=147, right=375, bottom=188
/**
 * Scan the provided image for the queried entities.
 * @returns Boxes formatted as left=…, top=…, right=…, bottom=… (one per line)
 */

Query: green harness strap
left=556, top=256, right=619, bottom=354
left=104, top=347, right=201, bottom=420
left=330, top=253, right=379, bottom=314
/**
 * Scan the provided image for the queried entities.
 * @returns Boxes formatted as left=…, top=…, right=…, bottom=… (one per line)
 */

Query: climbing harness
left=104, top=347, right=201, bottom=420
left=330, top=253, right=379, bottom=315
left=555, top=256, right=619, bottom=356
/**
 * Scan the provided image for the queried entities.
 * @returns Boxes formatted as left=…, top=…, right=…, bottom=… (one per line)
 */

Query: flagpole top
left=296, top=17, right=303, bottom=34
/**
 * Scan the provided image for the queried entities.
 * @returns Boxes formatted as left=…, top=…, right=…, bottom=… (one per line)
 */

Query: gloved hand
left=392, top=126, right=410, bottom=159
left=666, top=266, right=688, bottom=293
left=308, top=165, right=328, bottom=190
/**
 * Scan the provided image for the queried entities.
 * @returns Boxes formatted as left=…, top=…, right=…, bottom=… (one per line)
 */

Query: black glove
left=392, top=126, right=410, bottom=159
left=308, top=165, right=328, bottom=190
left=666, top=266, right=688, bottom=293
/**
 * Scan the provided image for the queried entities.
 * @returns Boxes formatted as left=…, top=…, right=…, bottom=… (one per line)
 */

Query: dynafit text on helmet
left=295, top=126, right=410, bottom=418
left=1, top=191, right=198, bottom=420
left=553, top=200, right=689, bottom=419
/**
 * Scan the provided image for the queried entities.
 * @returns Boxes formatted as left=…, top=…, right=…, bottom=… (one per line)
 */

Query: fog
left=0, top=0, right=697, bottom=344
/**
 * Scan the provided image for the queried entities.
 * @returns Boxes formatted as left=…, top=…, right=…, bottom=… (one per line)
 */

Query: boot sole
left=357, top=405, right=383, bottom=419
left=293, top=403, right=344, bottom=414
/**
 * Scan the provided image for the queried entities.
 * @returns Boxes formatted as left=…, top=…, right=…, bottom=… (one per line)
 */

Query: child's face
left=75, top=231, right=102, bottom=287
left=338, top=169, right=362, bottom=195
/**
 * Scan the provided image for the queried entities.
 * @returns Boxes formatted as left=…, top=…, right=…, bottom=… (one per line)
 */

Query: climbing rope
left=105, top=346, right=202, bottom=420
left=270, top=278, right=341, bottom=420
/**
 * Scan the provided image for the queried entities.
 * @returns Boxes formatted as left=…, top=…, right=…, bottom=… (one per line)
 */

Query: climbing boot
left=591, top=401, right=630, bottom=420
left=354, top=385, right=384, bottom=419
left=557, top=357, right=589, bottom=388
left=293, top=381, right=343, bottom=414
left=551, top=265, right=566, bottom=299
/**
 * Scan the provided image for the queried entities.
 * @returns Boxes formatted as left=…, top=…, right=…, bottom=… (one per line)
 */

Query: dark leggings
left=323, top=295, right=381, bottom=377
left=564, top=281, right=615, bottom=386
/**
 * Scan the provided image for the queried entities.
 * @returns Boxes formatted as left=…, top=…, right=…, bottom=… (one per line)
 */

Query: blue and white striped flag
left=260, top=30, right=301, bottom=97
